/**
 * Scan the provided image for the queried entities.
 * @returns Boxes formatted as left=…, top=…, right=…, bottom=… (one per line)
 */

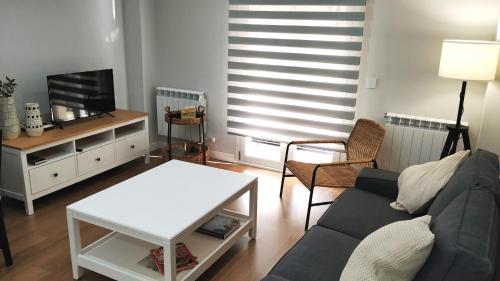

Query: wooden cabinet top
left=3, top=109, right=148, bottom=151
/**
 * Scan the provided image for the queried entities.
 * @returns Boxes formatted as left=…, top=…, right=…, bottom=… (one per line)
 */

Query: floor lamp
left=438, top=40, right=500, bottom=158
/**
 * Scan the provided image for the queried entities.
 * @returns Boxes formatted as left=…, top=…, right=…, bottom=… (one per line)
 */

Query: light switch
left=366, top=78, right=377, bottom=89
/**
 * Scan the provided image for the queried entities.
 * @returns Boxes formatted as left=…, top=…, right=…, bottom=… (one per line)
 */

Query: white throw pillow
left=390, top=150, right=470, bottom=214
left=340, top=215, right=435, bottom=281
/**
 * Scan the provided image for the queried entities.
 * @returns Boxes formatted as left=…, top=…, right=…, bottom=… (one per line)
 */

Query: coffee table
left=66, top=160, right=258, bottom=281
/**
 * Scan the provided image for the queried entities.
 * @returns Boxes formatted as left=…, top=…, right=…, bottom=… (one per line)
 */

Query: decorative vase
left=0, top=97, right=20, bottom=140
left=25, top=103, right=44, bottom=137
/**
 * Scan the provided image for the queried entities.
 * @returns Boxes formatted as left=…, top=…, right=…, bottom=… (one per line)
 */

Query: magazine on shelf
left=196, top=214, right=241, bottom=239
left=139, top=242, right=198, bottom=274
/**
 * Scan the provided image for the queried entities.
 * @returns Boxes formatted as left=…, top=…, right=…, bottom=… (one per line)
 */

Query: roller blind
left=227, top=0, right=366, bottom=142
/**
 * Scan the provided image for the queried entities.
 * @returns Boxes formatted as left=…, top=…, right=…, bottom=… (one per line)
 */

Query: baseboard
left=149, top=141, right=162, bottom=152
left=149, top=142, right=236, bottom=163
left=210, top=151, right=236, bottom=162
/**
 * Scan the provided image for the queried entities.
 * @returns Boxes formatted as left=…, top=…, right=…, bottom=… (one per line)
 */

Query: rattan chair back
left=346, top=119, right=385, bottom=167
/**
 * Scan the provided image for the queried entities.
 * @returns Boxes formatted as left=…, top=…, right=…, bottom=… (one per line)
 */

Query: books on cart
left=197, top=214, right=241, bottom=239
left=139, top=243, right=198, bottom=274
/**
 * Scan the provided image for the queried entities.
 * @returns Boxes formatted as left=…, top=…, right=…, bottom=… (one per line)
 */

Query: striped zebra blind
left=227, top=0, right=367, bottom=143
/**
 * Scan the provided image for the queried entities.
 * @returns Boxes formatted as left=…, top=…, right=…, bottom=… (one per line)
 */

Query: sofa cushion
left=391, top=150, right=469, bottom=214
left=266, top=226, right=360, bottom=281
left=428, top=149, right=499, bottom=218
left=415, top=188, right=499, bottom=281
left=261, top=275, right=292, bottom=281
left=318, top=188, right=414, bottom=239
left=341, top=216, right=435, bottom=281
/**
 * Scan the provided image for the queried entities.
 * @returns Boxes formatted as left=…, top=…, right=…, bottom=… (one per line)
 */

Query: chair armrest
left=290, top=139, right=346, bottom=145
left=316, top=158, right=375, bottom=168
left=284, top=139, right=346, bottom=163
left=355, top=168, right=400, bottom=200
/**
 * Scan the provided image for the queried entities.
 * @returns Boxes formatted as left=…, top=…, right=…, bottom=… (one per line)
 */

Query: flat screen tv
left=47, top=69, right=116, bottom=125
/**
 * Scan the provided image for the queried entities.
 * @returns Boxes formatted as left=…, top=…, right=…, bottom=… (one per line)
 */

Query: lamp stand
left=440, top=81, right=471, bottom=159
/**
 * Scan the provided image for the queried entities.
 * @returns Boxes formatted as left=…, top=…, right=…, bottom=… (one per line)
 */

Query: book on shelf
left=196, top=214, right=241, bottom=239
left=140, top=243, right=198, bottom=274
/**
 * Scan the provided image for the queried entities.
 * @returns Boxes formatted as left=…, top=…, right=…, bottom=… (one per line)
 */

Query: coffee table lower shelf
left=78, top=215, right=252, bottom=281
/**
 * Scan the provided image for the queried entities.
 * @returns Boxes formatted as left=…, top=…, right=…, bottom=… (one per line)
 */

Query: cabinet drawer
left=116, top=132, right=146, bottom=161
left=29, top=157, right=76, bottom=195
left=77, top=143, right=115, bottom=176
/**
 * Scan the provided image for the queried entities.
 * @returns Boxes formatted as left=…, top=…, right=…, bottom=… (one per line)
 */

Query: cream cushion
left=390, top=150, right=470, bottom=214
left=340, top=215, right=435, bottom=281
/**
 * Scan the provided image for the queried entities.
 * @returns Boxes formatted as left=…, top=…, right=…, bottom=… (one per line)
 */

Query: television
left=47, top=69, right=116, bottom=125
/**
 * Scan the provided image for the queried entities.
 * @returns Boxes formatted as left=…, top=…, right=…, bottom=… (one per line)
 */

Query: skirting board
left=210, top=151, right=236, bottom=162
left=149, top=142, right=236, bottom=163
left=149, top=141, right=163, bottom=152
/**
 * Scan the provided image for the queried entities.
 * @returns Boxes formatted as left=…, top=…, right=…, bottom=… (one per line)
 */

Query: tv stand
left=0, top=109, right=150, bottom=215
left=97, top=112, right=115, bottom=118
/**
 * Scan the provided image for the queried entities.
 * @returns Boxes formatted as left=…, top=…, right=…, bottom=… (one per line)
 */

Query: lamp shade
left=439, top=40, right=500, bottom=81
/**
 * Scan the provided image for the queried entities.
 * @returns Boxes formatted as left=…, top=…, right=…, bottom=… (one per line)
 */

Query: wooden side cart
left=163, top=106, right=207, bottom=165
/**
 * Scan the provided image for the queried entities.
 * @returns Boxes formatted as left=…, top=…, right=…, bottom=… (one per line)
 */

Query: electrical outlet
left=365, top=78, right=377, bottom=89
left=210, top=137, right=216, bottom=143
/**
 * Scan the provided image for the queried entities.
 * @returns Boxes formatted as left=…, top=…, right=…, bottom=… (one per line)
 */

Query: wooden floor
left=0, top=151, right=344, bottom=281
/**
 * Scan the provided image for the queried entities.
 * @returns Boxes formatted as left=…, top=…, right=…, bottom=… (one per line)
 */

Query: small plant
left=0, top=76, right=17, bottom=97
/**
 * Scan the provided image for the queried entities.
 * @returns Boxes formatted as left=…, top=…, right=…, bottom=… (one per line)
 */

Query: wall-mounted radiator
left=378, top=113, right=466, bottom=172
left=156, top=87, right=207, bottom=141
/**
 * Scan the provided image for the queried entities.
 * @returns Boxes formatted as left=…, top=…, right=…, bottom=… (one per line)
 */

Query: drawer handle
left=52, top=173, right=58, bottom=177
left=96, top=157, right=101, bottom=162
left=130, top=145, right=135, bottom=149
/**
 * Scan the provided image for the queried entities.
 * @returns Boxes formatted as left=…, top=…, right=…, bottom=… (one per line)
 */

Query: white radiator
left=156, top=87, right=207, bottom=141
left=378, top=113, right=467, bottom=172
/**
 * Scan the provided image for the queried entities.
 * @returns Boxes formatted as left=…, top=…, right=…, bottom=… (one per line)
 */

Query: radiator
left=377, top=113, right=467, bottom=172
left=156, top=87, right=207, bottom=141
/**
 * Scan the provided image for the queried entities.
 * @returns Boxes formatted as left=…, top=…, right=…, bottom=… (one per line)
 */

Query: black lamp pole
left=454, top=81, right=467, bottom=129
left=440, top=81, right=471, bottom=159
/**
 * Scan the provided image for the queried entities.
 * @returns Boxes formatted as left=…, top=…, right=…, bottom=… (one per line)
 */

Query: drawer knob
left=130, top=145, right=135, bottom=149
left=53, top=173, right=58, bottom=177
left=96, top=157, right=101, bottom=162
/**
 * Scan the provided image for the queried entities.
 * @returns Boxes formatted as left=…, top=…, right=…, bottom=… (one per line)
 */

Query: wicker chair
left=279, top=118, right=385, bottom=230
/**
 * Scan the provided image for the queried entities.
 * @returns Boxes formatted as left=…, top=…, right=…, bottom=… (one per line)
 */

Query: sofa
left=262, top=149, right=500, bottom=281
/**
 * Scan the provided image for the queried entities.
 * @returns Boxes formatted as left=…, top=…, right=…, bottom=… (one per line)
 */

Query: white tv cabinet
left=0, top=109, right=149, bottom=215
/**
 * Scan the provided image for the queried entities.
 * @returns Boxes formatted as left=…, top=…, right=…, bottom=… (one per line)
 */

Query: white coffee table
left=66, top=160, right=258, bottom=281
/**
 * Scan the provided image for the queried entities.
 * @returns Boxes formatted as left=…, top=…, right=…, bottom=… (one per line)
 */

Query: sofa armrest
left=355, top=168, right=400, bottom=200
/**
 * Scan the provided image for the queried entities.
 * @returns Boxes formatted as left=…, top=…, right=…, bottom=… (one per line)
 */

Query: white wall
left=0, top=0, right=128, bottom=116
left=123, top=0, right=158, bottom=144
left=152, top=0, right=500, bottom=156
left=357, top=0, right=500, bottom=150
left=2, top=1, right=498, bottom=155
left=123, top=1, right=144, bottom=112
left=477, top=19, right=500, bottom=153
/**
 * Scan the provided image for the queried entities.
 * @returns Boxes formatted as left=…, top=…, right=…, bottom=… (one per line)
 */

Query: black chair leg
left=0, top=200, right=12, bottom=266
left=279, top=164, right=287, bottom=198
left=304, top=186, right=315, bottom=231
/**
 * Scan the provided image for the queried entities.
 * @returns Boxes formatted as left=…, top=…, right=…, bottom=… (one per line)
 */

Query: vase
left=0, top=97, right=20, bottom=140
left=25, top=103, right=44, bottom=137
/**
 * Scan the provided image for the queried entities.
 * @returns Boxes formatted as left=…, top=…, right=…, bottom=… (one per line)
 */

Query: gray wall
left=154, top=0, right=232, bottom=153
left=0, top=0, right=128, bottom=116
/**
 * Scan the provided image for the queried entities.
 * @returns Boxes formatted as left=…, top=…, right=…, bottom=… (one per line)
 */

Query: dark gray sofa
left=262, top=149, right=500, bottom=281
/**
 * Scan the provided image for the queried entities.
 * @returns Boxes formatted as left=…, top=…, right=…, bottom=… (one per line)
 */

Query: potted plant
left=0, top=76, right=20, bottom=139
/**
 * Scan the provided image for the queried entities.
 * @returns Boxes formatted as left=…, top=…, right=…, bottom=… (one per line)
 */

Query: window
left=227, top=0, right=367, bottom=143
